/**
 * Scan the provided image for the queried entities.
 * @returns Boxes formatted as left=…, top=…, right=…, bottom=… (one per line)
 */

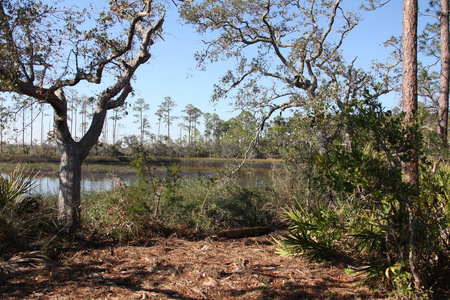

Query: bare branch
left=225, top=98, right=299, bottom=180
left=106, top=82, right=132, bottom=110
left=261, top=4, right=297, bottom=76
left=97, top=15, right=164, bottom=109
left=310, top=0, right=343, bottom=60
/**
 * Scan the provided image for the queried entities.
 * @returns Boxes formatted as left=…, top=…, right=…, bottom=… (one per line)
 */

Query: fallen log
left=216, top=226, right=272, bottom=239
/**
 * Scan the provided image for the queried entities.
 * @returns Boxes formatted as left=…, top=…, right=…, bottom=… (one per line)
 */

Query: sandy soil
left=0, top=232, right=387, bottom=300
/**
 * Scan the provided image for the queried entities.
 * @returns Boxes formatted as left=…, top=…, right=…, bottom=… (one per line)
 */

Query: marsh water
left=30, top=165, right=273, bottom=195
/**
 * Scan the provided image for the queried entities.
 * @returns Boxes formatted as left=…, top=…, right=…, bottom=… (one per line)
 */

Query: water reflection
left=33, top=176, right=129, bottom=195
left=30, top=167, right=272, bottom=195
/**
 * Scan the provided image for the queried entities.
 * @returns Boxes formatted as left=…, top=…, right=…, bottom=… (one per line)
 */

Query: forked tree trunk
left=54, top=89, right=108, bottom=233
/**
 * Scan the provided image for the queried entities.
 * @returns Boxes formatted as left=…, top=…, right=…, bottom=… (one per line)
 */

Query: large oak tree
left=180, top=0, right=397, bottom=154
left=0, top=0, right=166, bottom=232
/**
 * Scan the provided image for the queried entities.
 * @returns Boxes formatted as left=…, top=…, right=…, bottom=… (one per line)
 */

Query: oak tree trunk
left=54, top=89, right=108, bottom=233
left=57, top=143, right=83, bottom=233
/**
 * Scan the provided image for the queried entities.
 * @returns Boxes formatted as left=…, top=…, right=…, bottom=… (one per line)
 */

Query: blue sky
left=2, top=1, right=424, bottom=144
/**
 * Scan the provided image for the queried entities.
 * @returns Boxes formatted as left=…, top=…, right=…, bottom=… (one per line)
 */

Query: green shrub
left=202, top=182, right=274, bottom=229
left=0, top=165, right=57, bottom=255
left=82, top=180, right=150, bottom=240
left=82, top=161, right=277, bottom=241
left=0, top=165, right=39, bottom=208
left=275, top=200, right=343, bottom=261
left=275, top=97, right=450, bottom=296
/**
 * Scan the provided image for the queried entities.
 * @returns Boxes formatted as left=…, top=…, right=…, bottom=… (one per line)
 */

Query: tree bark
left=57, top=143, right=82, bottom=233
left=402, top=0, right=419, bottom=187
left=402, top=0, right=421, bottom=290
left=439, top=0, right=450, bottom=147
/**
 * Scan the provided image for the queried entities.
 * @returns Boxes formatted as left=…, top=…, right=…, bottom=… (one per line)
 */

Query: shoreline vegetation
left=0, top=154, right=282, bottom=177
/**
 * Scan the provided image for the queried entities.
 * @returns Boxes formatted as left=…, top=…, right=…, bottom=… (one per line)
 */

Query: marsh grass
left=0, top=162, right=136, bottom=177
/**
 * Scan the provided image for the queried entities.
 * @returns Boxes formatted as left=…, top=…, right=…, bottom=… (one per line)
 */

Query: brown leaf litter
left=0, top=231, right=387, bottom=299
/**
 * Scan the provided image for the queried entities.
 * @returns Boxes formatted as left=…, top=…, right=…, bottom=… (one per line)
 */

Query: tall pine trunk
left=439, top=0, right=450, bottom=147
left=402, top=0, right=421, bottom=290
left=402, top=0, right=419, bottom=186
